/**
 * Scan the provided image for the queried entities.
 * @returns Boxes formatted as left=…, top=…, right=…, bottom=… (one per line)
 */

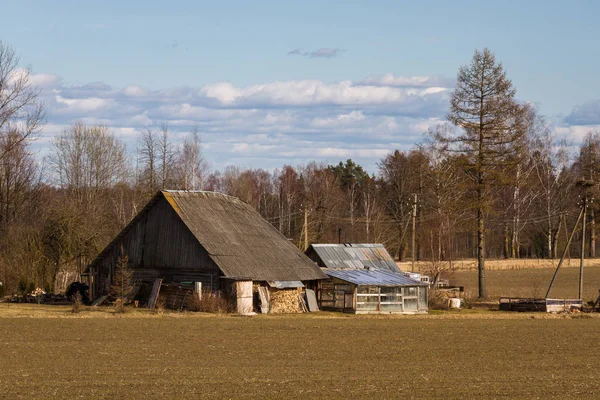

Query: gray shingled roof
left=91, top=190, right=327, bottom=281
left=163, top=191, right=327, bottom=281
left=307, top=243, right=400, bottom=272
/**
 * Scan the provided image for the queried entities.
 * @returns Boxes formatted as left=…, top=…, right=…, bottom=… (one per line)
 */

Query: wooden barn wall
left=305, top=248, right=324, bottom=267
left=94, top=197, right=220, bottom=295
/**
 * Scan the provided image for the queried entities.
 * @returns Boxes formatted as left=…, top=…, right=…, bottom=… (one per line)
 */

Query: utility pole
left=412, top=193, right=417, bottom=273
left=304, top=207, right=309, bottom=251
left=578, top=179, right=593, bottom=300
left=580, top=187, right=589, bottom=300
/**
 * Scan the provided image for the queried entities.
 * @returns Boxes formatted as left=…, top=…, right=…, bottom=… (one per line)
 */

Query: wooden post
left=304, top=207, right=309, bottom=251
left=580, top=194, right=587, bottom=300
left=546, top=207, right=584, bottom=298
left=412, top=193, right=417, bottom=273
left=194, top=282, right=202, bottom=302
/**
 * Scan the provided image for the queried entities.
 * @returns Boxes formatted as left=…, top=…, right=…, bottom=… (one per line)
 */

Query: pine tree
left=110, top=246, right=134, bottom=312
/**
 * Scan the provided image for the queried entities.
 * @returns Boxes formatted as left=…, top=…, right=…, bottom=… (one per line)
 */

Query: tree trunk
left=503, top=221, right=510, bottom=259
left=590, top=209, right=596, bottom=258
left=551, top=217, right=561, bottom=260
left=477, top=205, right=487, bottom=298
left=547, top=194, right=553, bottom=259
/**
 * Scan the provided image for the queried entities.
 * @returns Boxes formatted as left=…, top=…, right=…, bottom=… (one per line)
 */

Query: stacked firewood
left=269, top=289, right=301, bottom=313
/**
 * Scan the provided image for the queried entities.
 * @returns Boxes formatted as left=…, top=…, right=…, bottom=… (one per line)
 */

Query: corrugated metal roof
left=324, top=268, right=428, bottom=287
left=308, top=244, right=399, bottom=272
left=89, top=190, right=327, bottom=282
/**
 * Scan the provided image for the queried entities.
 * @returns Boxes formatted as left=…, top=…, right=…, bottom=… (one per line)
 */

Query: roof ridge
left=161, top=189, right=241, bottom=200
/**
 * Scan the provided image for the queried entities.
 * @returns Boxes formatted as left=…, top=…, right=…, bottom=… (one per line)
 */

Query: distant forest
left=0, top=43, right=598, bottom=296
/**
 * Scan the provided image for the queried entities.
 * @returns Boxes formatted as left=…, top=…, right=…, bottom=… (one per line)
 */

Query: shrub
left=17, top=277, right=28, bottom=295
left=110, top=246, right=134, bottom=313
left=428, top=289, right=451, bottom=310
left=153, top=295, right=166, bottom=315
left=187, top=291, right=232, bottom=313
left=71, top=293, right=83, bottom=314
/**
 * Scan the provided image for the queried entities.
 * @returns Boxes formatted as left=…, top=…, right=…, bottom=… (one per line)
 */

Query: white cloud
left=565, top=100, right=600, bottom=126
left=360, top=73, right=454, bottom=89
left=55, top=95, right=115, bottom=113
left=27, top=70, right=456, bottom=172
left=555, top=124, right=600, bottom=142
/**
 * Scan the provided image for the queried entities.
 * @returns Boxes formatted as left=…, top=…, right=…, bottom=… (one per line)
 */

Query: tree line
left=0, top=43, right=597, bottom=297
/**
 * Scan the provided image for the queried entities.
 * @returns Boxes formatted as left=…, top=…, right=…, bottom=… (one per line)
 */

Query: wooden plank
left=258, top=286, right=270, bottom=313
left=126, top=283, right=142, bottom=302
left=305, top=289, right=319, bottom=312
left=146, top=279, right=162, bottom=309
left=91, top=295, right=109, bottom=307
left=235, top=281, right=253, bottom=314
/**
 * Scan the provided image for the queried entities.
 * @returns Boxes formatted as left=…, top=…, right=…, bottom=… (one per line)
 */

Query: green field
left=1, top=305, right=599, bottom=399
left=450, top=265, right=600, bottom=301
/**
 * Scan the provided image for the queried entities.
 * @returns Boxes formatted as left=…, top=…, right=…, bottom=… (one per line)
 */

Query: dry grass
left=186, top=291, right=232, bottom=313
left=450, top=265, right=600, bottom=302
left=398, top=258, right=600, bottom=272
left=0, top=304, right=599, bottom=399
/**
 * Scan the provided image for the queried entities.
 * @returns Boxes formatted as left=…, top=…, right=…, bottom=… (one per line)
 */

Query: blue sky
left=2, top=0, right=599, bottom=172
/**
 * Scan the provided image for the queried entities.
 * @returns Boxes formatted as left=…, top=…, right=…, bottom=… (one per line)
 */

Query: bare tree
left=138, top=127, right=158, bottom=193
left=47, top=122, right=128, bottom=281
left=159, top=123, right=177, bottom=189
left=532, top=128, right=572, bottom=259
left=0, top=41, right=45, bottom=161
left=50, top=122, right=127, bottom=207
left=179, top=127, right=207, bottom=190
left=576, top=131, right=600, bottom=257
left=0, top=131, right=39, bottom=231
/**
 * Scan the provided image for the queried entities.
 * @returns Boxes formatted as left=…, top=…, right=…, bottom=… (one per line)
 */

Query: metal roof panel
left=324, top=268, right=427, bottom=286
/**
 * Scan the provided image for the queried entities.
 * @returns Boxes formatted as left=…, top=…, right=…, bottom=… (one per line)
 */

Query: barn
left=85, top=190, right=327, bottom=312
left=305, top=244, right=428, bottom=314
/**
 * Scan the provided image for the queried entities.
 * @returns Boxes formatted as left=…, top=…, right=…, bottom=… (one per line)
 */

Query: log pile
left=269, top=289, right=301, bottom=313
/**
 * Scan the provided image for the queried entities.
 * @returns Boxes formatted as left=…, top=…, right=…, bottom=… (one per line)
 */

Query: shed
left=85, top=190, right=327, bottom=312
left=306, top=244, right=428, bottom=314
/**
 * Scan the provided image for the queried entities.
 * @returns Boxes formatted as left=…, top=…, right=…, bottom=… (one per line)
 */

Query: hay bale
left=269, top=289, right=301, bottom=313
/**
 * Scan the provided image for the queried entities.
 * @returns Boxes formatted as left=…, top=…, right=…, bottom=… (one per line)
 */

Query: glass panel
left=357, top=294, right=379, bottom=303
left=357, top=286, right=369, bottom=294
left=356, top=301, right=377, bottom=311
left=381, top=303, right=403, bottom=311
left=380, top=287, right=400, bottom=294
left=404, top=298, right=418, bottom=311
left=419, top=287, right=428, bottom=309
left=380, top=294, right=402, bottom=302
left=404, top=287, right=417, bottom=297
left=358, top=286, right=379, bottom=294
